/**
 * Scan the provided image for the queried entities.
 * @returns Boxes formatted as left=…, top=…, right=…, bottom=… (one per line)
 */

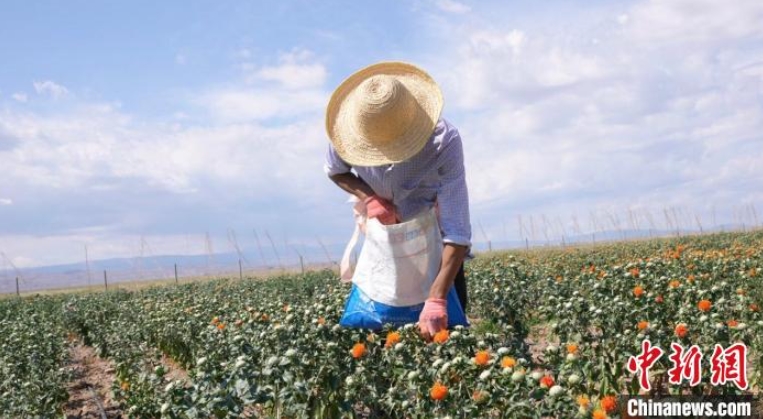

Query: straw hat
left=325, top=61, right=443, bottom=166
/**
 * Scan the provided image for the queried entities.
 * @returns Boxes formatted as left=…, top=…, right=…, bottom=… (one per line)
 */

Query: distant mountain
left=3, top=244, right=346, bottom=294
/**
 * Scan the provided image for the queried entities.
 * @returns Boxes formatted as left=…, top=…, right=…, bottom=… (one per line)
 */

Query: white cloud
left=245, top=49, right=327, bottom=90
left=0, top=104, right=329, bottom=195
left=626, top=0, right=763, bottom=44
left=200, top=48, right=329, bottom=122
left=422, top=0, right=763, bottom=231
left=256, top=63, right=327, bottom=89
left=0, top=198, right=12, bottom=206
left=33, top=80, right=69, bottom=98
left=12, top=93, right=27, bottom=103
left=434, top=0, right=471, bottom=14
left=0, top=48, right=338, bottom=274
left=202, top=89, right=325, bottom=122
left=436, top=28, right=606, bottom=111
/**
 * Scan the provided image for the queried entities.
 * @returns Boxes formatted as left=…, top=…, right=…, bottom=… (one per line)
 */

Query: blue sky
left=1, top=0, right=763, bottom=268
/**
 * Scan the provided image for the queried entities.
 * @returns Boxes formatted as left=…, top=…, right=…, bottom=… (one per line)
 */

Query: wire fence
left=2, top=203, right=761, bottom=295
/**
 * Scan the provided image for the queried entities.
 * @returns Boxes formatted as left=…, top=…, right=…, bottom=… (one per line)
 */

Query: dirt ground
left=64, top=343, right=123, bottom=419
left=161, top=353, right=190, bottom=384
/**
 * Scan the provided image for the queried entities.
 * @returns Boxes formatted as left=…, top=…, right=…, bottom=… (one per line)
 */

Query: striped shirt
left=324, top=118, right=472, bottom=247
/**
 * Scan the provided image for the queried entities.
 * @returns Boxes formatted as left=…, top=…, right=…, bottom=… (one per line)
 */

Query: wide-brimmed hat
left=325, top=61, right=443, bottom=166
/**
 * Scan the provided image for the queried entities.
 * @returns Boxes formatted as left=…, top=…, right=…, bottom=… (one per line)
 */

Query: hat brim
left=326, top=62, right=443, bottom=167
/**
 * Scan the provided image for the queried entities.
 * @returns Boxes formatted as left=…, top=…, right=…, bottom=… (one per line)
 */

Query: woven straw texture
left=325, top=62, right=443, bottom=166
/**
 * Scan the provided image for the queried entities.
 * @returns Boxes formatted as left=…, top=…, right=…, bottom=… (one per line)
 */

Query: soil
left=525, top=323, right=555, bottom=365
left=161, top=353, right=190, bottom=384
left=64, top=343, right=123, bottom=419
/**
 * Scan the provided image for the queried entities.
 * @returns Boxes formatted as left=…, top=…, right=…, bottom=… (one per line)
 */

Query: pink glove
left=364, top=195, right=398, bottom=225
left=418, top=298, right=448, bottom=339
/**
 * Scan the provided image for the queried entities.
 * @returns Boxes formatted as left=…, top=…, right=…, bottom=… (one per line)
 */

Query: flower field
left=1, top=231, right=762, bottom=418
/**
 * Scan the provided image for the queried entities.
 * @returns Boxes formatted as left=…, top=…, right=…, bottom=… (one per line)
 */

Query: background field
left=2, top=231, right=761, bottom=418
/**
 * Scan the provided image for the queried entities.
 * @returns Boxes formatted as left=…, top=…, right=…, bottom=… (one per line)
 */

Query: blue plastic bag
left=340, top=284, right=469, bottom=330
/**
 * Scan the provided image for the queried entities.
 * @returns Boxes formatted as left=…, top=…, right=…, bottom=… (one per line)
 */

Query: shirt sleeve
left=324, top=143, right=352, bottom=176
left=436, top=126, right=472, bottom=247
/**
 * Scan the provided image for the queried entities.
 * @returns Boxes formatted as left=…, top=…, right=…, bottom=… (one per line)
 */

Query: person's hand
left=364, top=195, right=398, bottom=225
left=418, top=298, right=447, bottom=340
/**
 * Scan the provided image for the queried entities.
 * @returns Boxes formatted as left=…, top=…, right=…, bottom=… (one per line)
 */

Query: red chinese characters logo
left=667, top=343, right=703, bottom=387
left=627, top=340, right=664, bottom=391
left=710, top=343, right=748, bottom=390
left=627, top=341, right=747, bottom=391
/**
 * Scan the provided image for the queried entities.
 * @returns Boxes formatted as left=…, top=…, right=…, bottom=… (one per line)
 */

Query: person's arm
left=428, top=243, right=468, bottom=300
left=328, top=172, right=375, bottom=202
left=419, top=123, right=472, bottom=339
left=324, top=144, right=397, bottom=224
left=324, top=144, right=374, bottom=200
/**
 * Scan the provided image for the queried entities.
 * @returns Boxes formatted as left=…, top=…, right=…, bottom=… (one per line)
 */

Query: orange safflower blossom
left=601, top=395, right=618, bottom=413
left=501, top=356, right=517, bottom=369
left=566, top=343, right=578, bottom=354
left=540, top=375, right=555, bottom=388
left=385, top=331, right=401, bottom=348
left=697, top=299, right=712, bottom=312
left=675, top=323, right=688, bottom=338
left=433, top=329, right=449, bottom=344
left=633, top=286, right=645, bottom=298
left=474, top=350, right=490, bottom=366
left=637, top=321, right=649, bottom=331
left=351, top=343, right=366, bottom=359
left=430, top=382, right=448, bottom=401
